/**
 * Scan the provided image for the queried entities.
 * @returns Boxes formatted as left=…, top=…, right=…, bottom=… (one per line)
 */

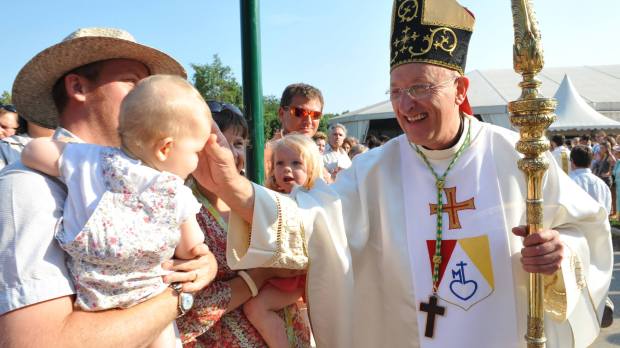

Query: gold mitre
left=390, top=0, right=475, bottom=75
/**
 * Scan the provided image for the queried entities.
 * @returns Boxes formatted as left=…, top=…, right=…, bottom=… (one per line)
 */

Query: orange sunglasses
left=284, top=106, right=322, bottom=120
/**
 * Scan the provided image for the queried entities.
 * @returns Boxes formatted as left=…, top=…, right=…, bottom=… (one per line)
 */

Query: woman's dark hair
left=207, top=101, right=249, bottom=140
left=365, top=134, right=382, bottom=149
left=16, top=114, right=27, bottom=135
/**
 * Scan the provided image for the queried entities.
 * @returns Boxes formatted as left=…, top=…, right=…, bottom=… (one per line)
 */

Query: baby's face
left=164, top=113, right=210, bottom=179
left=273, top=146, right=308, bottom=193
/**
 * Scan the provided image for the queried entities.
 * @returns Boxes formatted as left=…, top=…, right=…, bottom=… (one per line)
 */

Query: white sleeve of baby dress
left=175, top=182, right=202, bottom=224
left=57, top=143, right=108, bottom=242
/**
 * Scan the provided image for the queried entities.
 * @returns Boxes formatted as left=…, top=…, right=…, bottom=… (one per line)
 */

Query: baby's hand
left=162, top=245, right=218, bottom=292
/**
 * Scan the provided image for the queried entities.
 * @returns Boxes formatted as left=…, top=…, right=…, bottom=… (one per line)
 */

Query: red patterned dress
left=177, top=185, right=310, bottom=347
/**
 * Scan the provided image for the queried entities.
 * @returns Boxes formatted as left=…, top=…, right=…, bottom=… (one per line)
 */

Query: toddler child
left=243, top=133, right=322, bottom=348
left=21, top=75, right=211, bottom=348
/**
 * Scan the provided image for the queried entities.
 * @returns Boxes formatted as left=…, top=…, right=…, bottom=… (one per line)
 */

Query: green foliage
left=319, top=113, right=333, bottom=134
left=263, top=95, right=281, bottom=140
left=190, top=55, right=338, bottom=141
left=0, top=91, right=11, bottom=104
left=191, top=55, right=242, bottom=106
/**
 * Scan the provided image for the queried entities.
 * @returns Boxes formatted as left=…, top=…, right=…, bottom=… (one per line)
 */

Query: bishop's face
left=390, top=63, right=469, bottom=150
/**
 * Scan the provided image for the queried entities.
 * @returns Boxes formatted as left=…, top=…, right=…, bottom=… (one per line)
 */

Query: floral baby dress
left=57, top=147, right=196, bottom=310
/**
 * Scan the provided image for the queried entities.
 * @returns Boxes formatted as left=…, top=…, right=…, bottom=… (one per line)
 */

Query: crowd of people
left=551, top=132, right=620, bottom=219
left=0, top=0, right=615, bottom=347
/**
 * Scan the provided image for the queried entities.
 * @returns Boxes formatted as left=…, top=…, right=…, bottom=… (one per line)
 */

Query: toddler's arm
left=21, top=138, right=66, bottom=177
left=175, top=216, right=207, bottom=260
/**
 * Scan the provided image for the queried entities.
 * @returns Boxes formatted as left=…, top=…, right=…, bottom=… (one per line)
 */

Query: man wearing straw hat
left=0, top=28, right=217, bottom=346
left=195, top=0, right=612, bottom=347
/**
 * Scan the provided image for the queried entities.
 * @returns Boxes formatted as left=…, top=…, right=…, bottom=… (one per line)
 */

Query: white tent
left=328, top=100, right=394, bottom=140
left=330, top=65, right=620, bottom=140
left=549, top=74, right=620, bottom=132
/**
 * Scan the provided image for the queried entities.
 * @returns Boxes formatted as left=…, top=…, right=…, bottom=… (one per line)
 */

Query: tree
left=0, top=91, right=11, bottom=104
left=262, top=95, right=281, bottom=140
left=318, top=113, right=332, bottom=134
left=191, top=55, right=242, bottom=106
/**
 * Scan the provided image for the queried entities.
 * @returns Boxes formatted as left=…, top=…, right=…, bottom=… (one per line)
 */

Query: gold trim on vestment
left=421, top=0, right=474, bottom=31
left=268, top=194, right=308, bottom=269
left=391, top=58, right=464, bottom=74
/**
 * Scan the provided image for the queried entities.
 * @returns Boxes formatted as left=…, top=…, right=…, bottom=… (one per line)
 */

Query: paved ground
left=591, top=231, right=620, bottom=347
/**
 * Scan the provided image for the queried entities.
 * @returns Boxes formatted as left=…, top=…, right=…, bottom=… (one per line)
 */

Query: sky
left=2, top=0, right=619, bottom=115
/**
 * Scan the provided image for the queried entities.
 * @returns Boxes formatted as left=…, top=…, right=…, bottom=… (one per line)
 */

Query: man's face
left=390, top=63, right=467, bottom=150
left=329, top=127, right=346, bottom=149
left=83, top=59, right=150, bottom=145
left=278, top=95, right=322, bottom=137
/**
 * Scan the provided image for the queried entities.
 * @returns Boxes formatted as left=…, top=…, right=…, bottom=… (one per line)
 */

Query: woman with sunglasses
left=0, top=104, right=54, bottom=170
left=178, top=101, right=310, bottom=347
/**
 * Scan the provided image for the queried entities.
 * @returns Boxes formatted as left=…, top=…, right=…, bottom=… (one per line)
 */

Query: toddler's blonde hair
left=266, top=134, right=322, bottom=191
left=118, top=75, right=209, bottom=154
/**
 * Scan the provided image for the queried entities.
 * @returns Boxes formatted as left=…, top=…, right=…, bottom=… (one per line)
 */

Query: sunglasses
left=207, top=101, right=243, bottom=117
left=0, top=104, right=17, bottom=113
left=284, top=106, right=322, bottom=120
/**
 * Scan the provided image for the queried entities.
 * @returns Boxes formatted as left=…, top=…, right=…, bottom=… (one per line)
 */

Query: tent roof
left=466, top=65, right=620, bottom=114
left=332, top=64, right=620, bottom=126
left=550, top=75, right=620, bottom=131
left=331, top=99, right=393, bottom=123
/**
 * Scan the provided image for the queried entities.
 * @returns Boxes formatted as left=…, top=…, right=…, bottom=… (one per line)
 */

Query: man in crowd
left=0, top=28, right=217, bottom=347
left=196, top=0, right=612, bottom=347
left=266, top=82, right=331, bottom=181
left=272, top=83, right=324, bottom=140
left=550, top=134, right=571, bottom=174
left=569, top=145, right=616, bottom=328
left=570, top=145, right=612, bottom=214
left=322, top=123, right=352, bottom=179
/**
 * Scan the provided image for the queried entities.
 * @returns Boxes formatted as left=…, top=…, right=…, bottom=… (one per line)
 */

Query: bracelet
left=238, top=270, right=259, bottom=297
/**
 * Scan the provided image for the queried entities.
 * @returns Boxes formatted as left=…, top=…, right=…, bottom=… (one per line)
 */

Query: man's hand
left=193, top=121, right=239, bottom=195
left=193, top=119, right=256, bottom=223
left=162, top=244, right=218, bottom=292
left=512, top=226, right=564, bottom=275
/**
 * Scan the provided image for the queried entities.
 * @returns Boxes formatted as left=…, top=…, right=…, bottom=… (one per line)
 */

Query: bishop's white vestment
left=227, top=117, right=612, bottom=347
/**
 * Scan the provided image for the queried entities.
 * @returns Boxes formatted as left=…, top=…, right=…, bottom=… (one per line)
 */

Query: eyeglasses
left=283, top=106, right=322, bottom=120
left=0, top=104, right=17, bottom=113
left=387, top=77, right=458, bottom=100
left=207, top=101, right=243, bottom=117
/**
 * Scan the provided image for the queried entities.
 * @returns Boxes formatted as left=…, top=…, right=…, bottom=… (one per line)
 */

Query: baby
left=22, top=75, right=211, bottom=348
left=244, top=134, right=322, bottom=348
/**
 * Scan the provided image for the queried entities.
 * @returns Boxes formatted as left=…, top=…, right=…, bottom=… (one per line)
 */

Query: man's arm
left=21, top=138, right=66, bottom=176
left=0, top=161, right=218, bottom=347
left=193, top=126, right=254, bottom=223
left=0, top=290, right=177, bottom=348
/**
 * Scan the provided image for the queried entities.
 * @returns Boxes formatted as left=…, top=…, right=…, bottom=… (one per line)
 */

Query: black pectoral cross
left=419, top=295, right=445, bottom=338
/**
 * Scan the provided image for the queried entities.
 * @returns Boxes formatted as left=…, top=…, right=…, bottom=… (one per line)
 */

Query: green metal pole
left=240, top=0, right=265, bottom=184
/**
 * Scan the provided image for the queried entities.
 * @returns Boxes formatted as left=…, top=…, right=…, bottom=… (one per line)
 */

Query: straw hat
left=12, top=27, right=187, bottom=129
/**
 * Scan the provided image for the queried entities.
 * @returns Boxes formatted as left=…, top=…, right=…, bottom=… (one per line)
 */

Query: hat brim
left=12, top=36, right=187, bottom=129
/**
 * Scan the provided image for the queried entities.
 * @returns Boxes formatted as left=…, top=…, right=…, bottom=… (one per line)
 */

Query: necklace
left=409, top=117, right=471, bottom=338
